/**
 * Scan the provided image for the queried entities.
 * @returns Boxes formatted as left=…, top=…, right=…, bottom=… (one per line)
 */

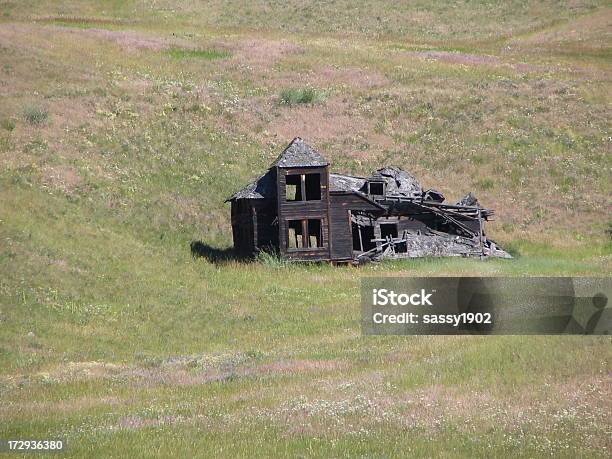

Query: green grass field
left=0, top=1, right=611, bottom=457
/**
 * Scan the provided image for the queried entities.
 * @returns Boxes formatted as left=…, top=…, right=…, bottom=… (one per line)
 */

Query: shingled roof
left=226, top=169, right=276, bottom=201
left=272, top=137, right=328, bottom=168
left=369, top=166, right=422, bottom=198
left=329, top=173, right=366, bottom=192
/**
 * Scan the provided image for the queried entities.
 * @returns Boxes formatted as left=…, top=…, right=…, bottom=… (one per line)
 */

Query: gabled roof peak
left=272, top=137, right=329, bottom=168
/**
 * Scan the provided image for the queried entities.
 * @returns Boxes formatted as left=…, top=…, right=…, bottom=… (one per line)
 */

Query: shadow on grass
left=190, top=241, right=247, bottom=264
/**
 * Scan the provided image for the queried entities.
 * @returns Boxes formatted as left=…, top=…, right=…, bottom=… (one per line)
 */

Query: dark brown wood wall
left=276, top=166, right=331, bottom=261
left=231, top=199, right=255, bottom=256
left=253, top=200, right=278, bottom=250
left=231, top=198, right=278, bottom=256
left=329, top=193, right=383, bottom=260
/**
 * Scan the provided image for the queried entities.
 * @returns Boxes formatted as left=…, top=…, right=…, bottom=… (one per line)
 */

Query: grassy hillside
left=0, top=1, right=611, bottom=457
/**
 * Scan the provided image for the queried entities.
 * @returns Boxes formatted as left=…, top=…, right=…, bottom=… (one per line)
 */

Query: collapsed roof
left=329, top=173, right=366, bottom=193
left=226, top=137, right=510, bottom=260
left=456, top=192, right=480, bottom=207
left=367, top=166, right=422, bottom=198
left=229, top=166, right=475, bottom=207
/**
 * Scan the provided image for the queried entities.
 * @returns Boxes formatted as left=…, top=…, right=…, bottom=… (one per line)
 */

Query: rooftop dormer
left=274, top=138, right=329, bottom=204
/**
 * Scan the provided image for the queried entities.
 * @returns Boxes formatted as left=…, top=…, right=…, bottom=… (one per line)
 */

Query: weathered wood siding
left=230, top=198, right=278, bottom=257
left=252, top=200, right=278, bottom=250
left=277, top=166, right=331, bottom=260
left=231, top=199, right=255, bottom=256
left=329, top=193, right=382, bottom=260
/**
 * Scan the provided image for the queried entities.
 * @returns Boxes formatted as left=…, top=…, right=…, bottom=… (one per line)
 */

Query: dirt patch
left=249, top=96, right=372, bottom=144
left=165, top=193, right=201, bottom=224
left=256, top=99, right=394, bottom=156
left=41, top=165, right=83, bottom=194
left=224, top=38, right=304, bottom=68
left=0, top=23, right=56, bottom=53
left=224, top=90, right=395, bottom=156
left=271, top=105, right=362, bottom=141
left=51, top=96, right=102, bottom=129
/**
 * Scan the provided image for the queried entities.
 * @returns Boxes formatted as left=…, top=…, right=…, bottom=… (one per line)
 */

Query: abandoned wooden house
left=227, top=138, right=510, bottom=262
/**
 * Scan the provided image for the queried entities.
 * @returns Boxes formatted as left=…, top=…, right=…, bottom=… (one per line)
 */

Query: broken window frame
left=366, top=180, right=386, bottom=197
left=351, top=225, right=376, bottom=253
left=380, top=222, right=398, bottom=240
left=286, top=218, right=325, bottom=251
left=285, top=173, right=322, bottom=202
left=285, top=181, right=300, bottom=201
